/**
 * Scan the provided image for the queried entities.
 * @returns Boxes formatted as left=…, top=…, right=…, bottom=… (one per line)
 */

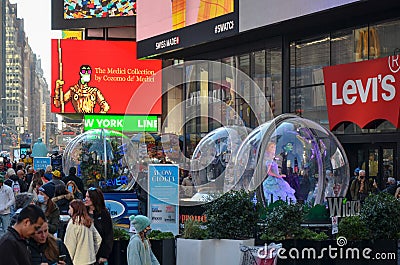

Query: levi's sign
left=323, top=56, right=400, bottom=130
left=84, top=114, right=158, bottom=132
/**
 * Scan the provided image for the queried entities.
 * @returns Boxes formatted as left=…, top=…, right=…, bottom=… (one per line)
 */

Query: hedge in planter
left=204, top=189, right=259, bottom=239
left=148, top=230, right=175, bottom=265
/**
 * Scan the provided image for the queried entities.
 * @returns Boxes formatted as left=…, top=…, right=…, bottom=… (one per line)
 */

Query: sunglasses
left=81, top=69, right=92, bottom=74
left=88, top=187, right=97, bottom=191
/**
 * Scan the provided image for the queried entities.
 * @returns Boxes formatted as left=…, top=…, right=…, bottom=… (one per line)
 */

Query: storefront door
left=343, top=143, right=397, bottom=190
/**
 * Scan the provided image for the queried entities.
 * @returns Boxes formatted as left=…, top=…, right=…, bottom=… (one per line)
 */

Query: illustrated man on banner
left=53, top=65, right=110, bottom=113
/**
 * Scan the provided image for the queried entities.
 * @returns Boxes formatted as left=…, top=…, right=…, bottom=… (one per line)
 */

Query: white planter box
left=177, top=238, right=254, bottom=265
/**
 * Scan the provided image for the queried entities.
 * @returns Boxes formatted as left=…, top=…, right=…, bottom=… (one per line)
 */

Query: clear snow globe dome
left=231, top=114, right=349, bottom=206
left=63, top=129, right=137, bottom=192
left=188, top=126, right=251, bottom=203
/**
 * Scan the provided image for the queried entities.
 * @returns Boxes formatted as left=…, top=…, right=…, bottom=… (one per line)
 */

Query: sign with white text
left=148, top=164, right=179, bottom=235
left=33, top=157, right=52, bottom=171
left=323, top=56, right=400, bottom=130
left=84, top=115, right=158, bottom=132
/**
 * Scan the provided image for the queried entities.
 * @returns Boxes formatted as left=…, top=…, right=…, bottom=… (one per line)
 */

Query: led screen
left=51, top=39, right=162, bottom=115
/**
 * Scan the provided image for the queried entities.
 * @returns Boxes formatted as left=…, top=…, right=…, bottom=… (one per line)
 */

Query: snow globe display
left=63, top=129, right=137, bottom=191
left=231, top=114, right=349, bottom=206
left=188, top=126, right=251, bottom=203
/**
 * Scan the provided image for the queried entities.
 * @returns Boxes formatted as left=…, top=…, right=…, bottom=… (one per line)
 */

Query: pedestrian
left=10, top=192, right=34, bottom=226
left=29, top=221, right=73, bottom=265
left=127, top=215, right=160, bottom=265
left=28, top=171, right=44, bottom=202
left=50, top=170, right=65, bottom=187
left=52, top=184, right=74, bottom=215
left=44, top=165, right=53, bottom=181
left=66, top=180, right=83, bottom=200
left=0, top=175, right=15, bottom=236
left=350, top=169, right=370, bottom=201
left=63, top=166, right=85, bottom=195
left=85, top=187, right=114, bottom=264
left=37, top=182, right=60, bottom=234
left=64, top=199, right=102, bottom=265
left=0, top=205, right=46, bottom=265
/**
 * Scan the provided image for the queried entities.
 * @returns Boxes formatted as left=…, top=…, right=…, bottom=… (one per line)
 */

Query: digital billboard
left=52, top=0, right=136, bottom=29
left=51, top=39, right=162, bottom=115
left=239, top=0, right=361, bottom=33
left=137, top=0, right=238, bottom=58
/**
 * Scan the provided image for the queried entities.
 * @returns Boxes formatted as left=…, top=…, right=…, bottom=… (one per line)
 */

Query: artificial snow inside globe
left=63, top=129, right=137, bottom=192
left=188, top=125, right=251, bottom=203
left=232, top=114, right=350, bottom=206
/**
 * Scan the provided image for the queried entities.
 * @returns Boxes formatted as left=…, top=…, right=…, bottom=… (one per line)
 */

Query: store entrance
left=343, top=143, right=397, bottom=190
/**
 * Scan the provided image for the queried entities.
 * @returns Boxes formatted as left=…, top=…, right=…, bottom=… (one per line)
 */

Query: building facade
left=136, top=0, right=400, bottom=188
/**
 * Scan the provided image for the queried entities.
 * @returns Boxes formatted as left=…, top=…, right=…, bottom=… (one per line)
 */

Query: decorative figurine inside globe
left=63, top=129, right=137, bottom=191
left=189, top=126, right=250, bottom=202
left=232, top=114, right=350, bottom=206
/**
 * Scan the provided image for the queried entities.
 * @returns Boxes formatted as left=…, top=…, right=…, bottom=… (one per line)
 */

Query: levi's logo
left=331, top=74, right=396, bottom=105
left=323, top=55, right=400, bottom=130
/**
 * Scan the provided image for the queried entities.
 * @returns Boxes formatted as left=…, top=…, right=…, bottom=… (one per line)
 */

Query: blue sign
left=33, top=157, right=51, bottom=171
left=103, top=192, right=139, bottom=225
left=148, top=164, right=179, bottom=235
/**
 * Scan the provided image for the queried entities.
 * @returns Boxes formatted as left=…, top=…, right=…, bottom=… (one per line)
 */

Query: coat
left=127, top=234, right=160, bottom=265
left=64, top=219, right=102, bottom=265
left=29, top=238, right=73, bottom=265
left=0, top=227, right=32, bottom=265
left=93, top=209, right=114, bottom=260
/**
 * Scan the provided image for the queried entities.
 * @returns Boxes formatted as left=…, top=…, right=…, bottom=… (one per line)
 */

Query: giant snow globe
left=63, top=129, right=137, bottom=192
left=231, top=114, right=349, bottom=206
left=188, top=125, right=250, bottom=203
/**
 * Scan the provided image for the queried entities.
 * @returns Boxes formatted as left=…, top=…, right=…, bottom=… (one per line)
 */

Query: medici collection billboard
left=51, top=39, right=162, bottom=115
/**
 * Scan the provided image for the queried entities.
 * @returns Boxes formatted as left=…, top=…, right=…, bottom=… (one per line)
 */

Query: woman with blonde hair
left=66, top=180, right=83, bottom=200
left=64, top=199, right=102, bottom=265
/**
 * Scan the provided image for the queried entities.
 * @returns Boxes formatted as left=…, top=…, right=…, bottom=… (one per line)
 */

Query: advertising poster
left=51, top=39, right=162, bottom=115
left=33, top=157, right=52, bottom=171
left=138, top=0, right=234, bottom=41
left=137, top=0, right=238, bottom=58
left=148, top=164, right=179, bottom=235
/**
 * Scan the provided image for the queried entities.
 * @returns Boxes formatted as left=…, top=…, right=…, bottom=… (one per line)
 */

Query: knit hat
left=15, top=192, right=34, bottom=209
left=52, top=170, right=61, bottom=178
left=129, top=215, right=151, bottom=232
left=39, top=182, right=56, bottom=199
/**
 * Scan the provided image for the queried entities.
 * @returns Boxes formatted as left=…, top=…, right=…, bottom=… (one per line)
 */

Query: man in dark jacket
left=62, top=166, right=85, bottom=195
left=0, top=205, right=45, bottom=265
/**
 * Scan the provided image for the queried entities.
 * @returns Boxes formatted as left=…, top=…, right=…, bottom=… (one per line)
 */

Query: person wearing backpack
left=4, top=169, right=28, bottom=195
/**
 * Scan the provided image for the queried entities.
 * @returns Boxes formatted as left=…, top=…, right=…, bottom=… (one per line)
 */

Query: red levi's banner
left=323, top=56, right=400, bottom=130
left=51, top=39, right=162, bottom=115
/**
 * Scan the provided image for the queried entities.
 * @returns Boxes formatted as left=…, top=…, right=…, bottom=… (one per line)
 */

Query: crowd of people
left=348, top=167, right=400, bottom=202
left=0, top=161, right=117, bottom=265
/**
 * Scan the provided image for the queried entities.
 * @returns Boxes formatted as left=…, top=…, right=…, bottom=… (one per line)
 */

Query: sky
left=10, top=0, right=61, bottom=86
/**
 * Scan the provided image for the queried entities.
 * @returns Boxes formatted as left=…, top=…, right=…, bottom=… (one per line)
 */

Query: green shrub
left=360, top=193, right=400, bottom=239
left=113, top=226, right=130, bottom=240
left=183, top=219, right=208, bottom=239
left=148, top=230, right=175, bottom=240
left=204, top=190, right=258, bottom=239
left=261, top=203, right=304, bottom=240
left=337, top=215, right=369, bottom=240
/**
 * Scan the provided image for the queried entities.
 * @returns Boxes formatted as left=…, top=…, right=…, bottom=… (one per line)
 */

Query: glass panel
left=199, top=62, right=208, bottom=133
left=238, top=54, right=251, bottom=127
left=289, top=85, right=329, bottom=129
left=291, top=35, right=330, bottom=87
left=370, top=19, right=400, bottom=58
left=362, top=149, right=379, bottom=179
left=331, top=28, right=356, bottom=65
left=382, top=148, right=394, bottom=183
left=270, top=48, right=282, bottom=116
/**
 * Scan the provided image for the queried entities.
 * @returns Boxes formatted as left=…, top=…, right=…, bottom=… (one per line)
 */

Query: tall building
left=0, top=0, right=50, bottom=152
